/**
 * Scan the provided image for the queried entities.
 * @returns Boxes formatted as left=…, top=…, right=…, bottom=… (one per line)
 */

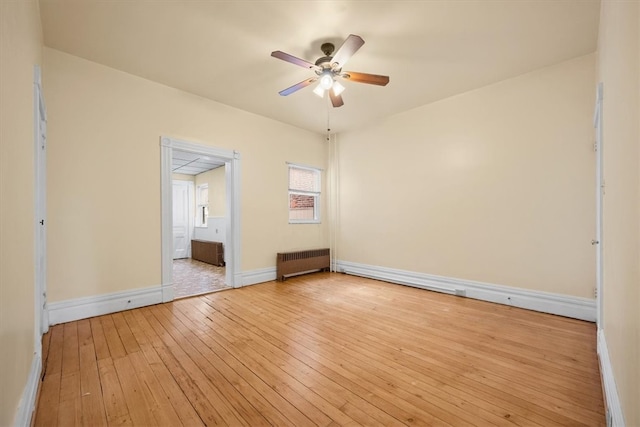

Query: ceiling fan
left=271, top=34, right=390, bottom=108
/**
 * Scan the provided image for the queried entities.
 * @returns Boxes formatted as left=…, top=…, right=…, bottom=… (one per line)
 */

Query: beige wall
left=44, top=48, right=328, bottom=302
left=336, top=54, right=596, bottom=298
left=195, top=166, right=226, bottom=217
left=597, top=1, right=640, bottom=425
left=172, top=173, right=194, bottom=182
left=0, top=1, right=42, bottom=424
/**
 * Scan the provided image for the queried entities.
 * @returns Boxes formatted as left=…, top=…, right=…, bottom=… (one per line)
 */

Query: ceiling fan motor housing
left=315, top=42, right=339, bottom=71
left=320, top=42, right=335, bottom=56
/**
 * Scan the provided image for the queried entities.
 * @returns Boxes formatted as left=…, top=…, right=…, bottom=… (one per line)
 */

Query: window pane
left=199, top=187, right=209, bottom=204
left=289, top=194, right=316, bottom=220
left=289, top=167, right=318, bottom=192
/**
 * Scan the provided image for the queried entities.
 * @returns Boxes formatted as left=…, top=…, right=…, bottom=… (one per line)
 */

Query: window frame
left=195, top=183, right=209, bottom=227
left=288, top=163, right=321, bottom=224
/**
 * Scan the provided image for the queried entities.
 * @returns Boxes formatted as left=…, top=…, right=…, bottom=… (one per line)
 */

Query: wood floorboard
left=97, top=357, right=133, bottom=426
left=134, top=308, right=234, bottom=426
left=210, top=289, right=540, bottom=427
left=182, top=298, right=456, bottom=427
left=112, top=312, right=141, bottom=355
left=169, top=303, right=349, bottom=427
left=286, top=290, right=604, bottom=413
left=33, top=371, right=60, bottom=427
left=101, top=315, right=127, bottom=359
left=194, top=292, right=460, bottom=426
left=61, top=322, right=80, bottom=376
left=90, top=317, right=111, bottom=361
left=147, top=306, right=256, bottom=426
left=121, top=311, right=205, bottom=427
left=34, top=273, right=605, bottom=426
left=292, top=278, right=604, bottom=424
left=206, top=282, right=556, bottom=423
left=182, top=302, right=390, bottom=424
left=173, top=300, right=365, bottom=427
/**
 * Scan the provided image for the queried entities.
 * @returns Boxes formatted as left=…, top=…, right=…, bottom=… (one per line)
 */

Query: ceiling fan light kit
left=319, top=73, right=334, bottom=90
left=271, top=34, right=390, bottom=108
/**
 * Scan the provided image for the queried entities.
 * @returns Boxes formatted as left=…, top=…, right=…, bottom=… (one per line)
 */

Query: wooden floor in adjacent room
left=34, top=273, right=605, bottom=426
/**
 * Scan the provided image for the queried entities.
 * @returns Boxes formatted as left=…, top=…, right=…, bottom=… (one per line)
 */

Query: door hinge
left=593, top=141, right=598, bottom=152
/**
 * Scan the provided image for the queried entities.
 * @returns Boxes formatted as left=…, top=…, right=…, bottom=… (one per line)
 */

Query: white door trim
left=160, top=137, right=242, bottom=302
left=593, top=82, right=604, bottom=329
left=34, top=65, right=48, bottom=350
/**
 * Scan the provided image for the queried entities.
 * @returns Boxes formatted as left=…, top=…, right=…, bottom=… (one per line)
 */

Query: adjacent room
left=171, top=149, right=230, bottom=298
left=1, top=1, right=639, bottom=426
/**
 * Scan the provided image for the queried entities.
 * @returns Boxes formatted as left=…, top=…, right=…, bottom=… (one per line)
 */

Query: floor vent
left=276, top=248, right=330, bottom=281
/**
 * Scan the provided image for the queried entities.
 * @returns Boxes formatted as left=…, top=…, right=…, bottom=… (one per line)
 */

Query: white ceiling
left=172, top=149, right=225, bottom=176
left=38, top=0, right=600, bottom=135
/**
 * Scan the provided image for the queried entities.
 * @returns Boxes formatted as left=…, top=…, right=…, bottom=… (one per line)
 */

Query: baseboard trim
left=48, top=285, right=163, bottom=325
left=335, top=260, right=596, bottom=322
left=597, top=329, right=625, bottom=426
left=47, top=267, right=280, bottom=325
left=241, top=267, right=277, bottom=287
left=14, top=353, right=41, bottom=427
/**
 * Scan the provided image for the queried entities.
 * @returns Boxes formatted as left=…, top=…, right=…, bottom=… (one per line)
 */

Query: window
left=196, top=184, right=209, bottom=226
left=288, top=164, right=321, bottom=223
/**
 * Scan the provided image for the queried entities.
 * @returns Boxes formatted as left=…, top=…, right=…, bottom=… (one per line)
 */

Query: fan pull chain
left=326, top=109, right=331, bottom=142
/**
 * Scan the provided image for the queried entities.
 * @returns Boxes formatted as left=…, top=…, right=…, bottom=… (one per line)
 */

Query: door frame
left=34, top=65, right=48, bottom=350
left=593, top=82, right=604, bottom=329
left=160, top=137, right=242, bottom=302
left=172, top=179, right=195, bottom=259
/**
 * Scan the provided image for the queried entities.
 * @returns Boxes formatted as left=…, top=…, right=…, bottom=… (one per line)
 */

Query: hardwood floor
left=34, top=273, right=605, bottom=426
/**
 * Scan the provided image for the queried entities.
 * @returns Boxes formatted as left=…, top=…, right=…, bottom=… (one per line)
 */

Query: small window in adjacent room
left=288, top=164, right=321, bottom=223
left=196, top=183, right=209, bottom=227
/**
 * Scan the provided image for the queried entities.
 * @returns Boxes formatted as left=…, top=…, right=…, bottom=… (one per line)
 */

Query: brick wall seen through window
left=288, top=165, right=320, bottom=223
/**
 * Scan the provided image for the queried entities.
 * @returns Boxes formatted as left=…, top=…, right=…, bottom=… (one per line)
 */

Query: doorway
left=171, top=150, right=229, bottom=298
left=160, top=137, right=242, bottom=302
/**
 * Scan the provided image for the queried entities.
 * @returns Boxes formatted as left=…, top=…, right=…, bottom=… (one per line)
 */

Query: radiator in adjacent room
left=276, top=248, right=330, bottom=281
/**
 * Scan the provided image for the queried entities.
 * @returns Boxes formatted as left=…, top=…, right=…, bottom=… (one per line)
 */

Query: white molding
left=33, top=64, right=48, bottom=348
left=241, top=267, right=277, bottom=287
left=335, top=260, right=596, bottom=322
left=14, top=353, right=41, bottom=427
left=594, top=81, right=604, bottom=328
left=47, top=268, right=274, bottom=325
left=160, top=141, right=174, bottom=302
left=597, top=329, right=625, bottom=427
left=48, top=286, right=163, bottom=325
left=229, top=150, right=242, bottom=288
left=161, top=282, right=175, bottom=302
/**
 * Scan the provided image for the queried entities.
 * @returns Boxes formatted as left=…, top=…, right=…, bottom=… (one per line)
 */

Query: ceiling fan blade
left=278, top=77, right=317, bottom=96
left=329, top=91, right=344, bottom=108
left=342, top=71, right=390, bottom=86
left=271, top=51, right=320, bottom=71
left=330, top=34, right=365, bottom=69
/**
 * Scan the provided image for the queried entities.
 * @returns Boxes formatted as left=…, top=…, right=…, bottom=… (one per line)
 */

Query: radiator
left=276, top=248, right=330, bottom=281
